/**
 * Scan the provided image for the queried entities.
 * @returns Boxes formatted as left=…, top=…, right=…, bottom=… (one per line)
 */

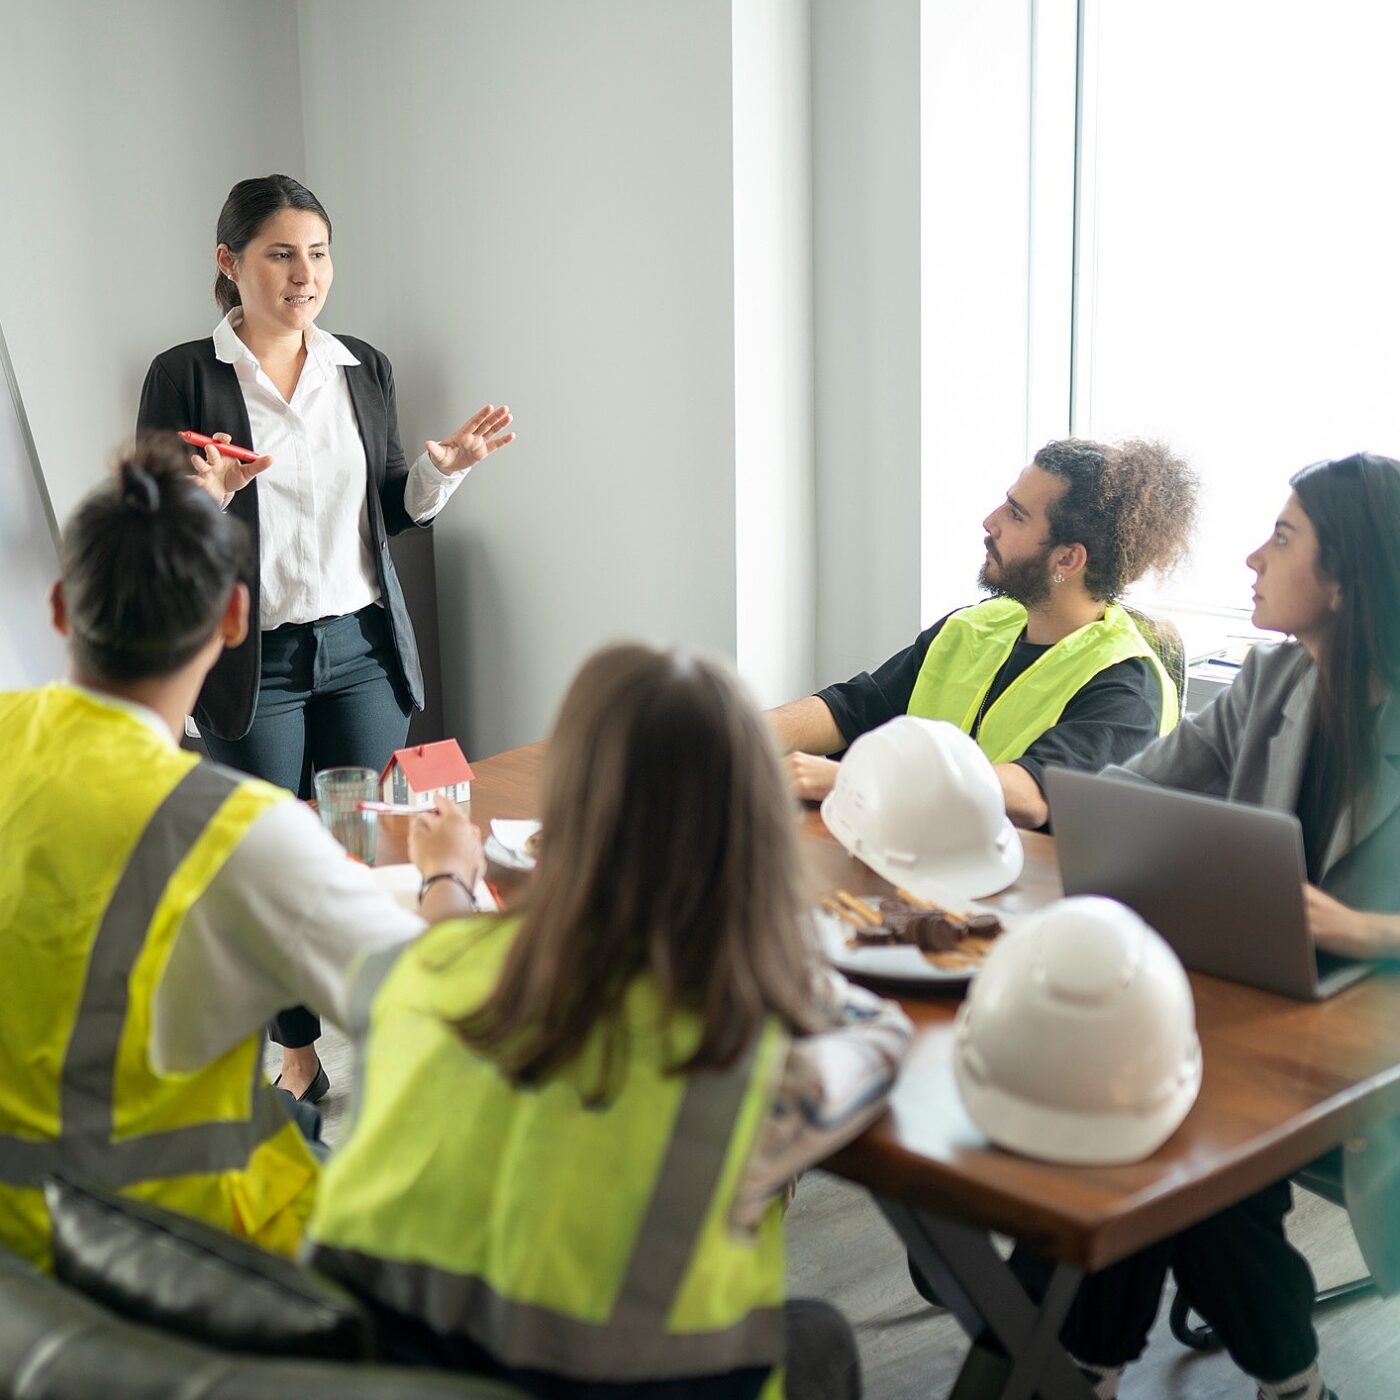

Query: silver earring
left=1052, top=571, right=1065, bottom=584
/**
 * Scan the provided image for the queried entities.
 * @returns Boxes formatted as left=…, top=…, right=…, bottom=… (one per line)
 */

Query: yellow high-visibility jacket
left=0, top=685, right=319, bottom=1269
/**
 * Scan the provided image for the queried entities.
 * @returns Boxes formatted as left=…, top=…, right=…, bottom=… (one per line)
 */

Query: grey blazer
left=1108, top=639, right=1400, bottom=914
left=1106, top=639, right=1400, bottom=1290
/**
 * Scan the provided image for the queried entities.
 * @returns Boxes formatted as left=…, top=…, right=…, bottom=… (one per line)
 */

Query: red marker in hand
left=178, top=430, right=260, bottom=464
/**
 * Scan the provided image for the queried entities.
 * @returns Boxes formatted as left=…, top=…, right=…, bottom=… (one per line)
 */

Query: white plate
left=484, top=819, right=540, bottom=872
left=813, top=906, right=996, bottom=986
left=484, top=836, right=532, bottom=872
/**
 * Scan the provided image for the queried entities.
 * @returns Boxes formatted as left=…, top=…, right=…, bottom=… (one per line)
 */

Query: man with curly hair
left=769, top=438, right=1199, bottom=829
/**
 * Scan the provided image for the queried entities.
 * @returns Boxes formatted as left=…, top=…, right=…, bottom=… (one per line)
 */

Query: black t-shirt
left=815, top=610, right=1164, bottom=798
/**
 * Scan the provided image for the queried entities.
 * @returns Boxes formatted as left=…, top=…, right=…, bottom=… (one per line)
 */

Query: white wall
left=810, top=0, right=922, bottom=684
left=1, top=0, right=921, bottom=757
left=0, top=0, right=305, bottom=521
left=297, top=0, right=741, bottom=757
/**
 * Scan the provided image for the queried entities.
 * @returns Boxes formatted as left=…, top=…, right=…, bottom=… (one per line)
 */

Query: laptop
left=1045, top=767, right=1371, bottom=1001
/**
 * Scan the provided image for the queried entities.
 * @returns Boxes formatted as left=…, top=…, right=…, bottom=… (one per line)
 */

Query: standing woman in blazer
left=1011, top=452, right=1400, bottom=1400
left=138, top=174, right=515, bottom=1101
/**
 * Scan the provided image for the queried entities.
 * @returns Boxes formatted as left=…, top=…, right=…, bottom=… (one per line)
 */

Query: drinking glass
left=313, top=765, right=379, bottom=863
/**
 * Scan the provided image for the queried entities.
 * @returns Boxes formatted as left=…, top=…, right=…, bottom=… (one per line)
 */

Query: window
left=1073, top=1, right=1400, bottom=647
left=921, top=1, right=1400, bottom=658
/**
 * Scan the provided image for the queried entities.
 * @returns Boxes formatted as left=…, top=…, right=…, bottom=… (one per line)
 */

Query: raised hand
left=188, top=432, right=273, bottom=503
left=425, top=404, right=516, bottom=476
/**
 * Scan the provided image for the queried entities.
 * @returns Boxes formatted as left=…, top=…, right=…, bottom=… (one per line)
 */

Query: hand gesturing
left=188, top=432, right=273, bottom=504
left=425, top=404, right=516, bottom=476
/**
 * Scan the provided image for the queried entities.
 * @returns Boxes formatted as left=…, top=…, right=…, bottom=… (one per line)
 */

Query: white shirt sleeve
left=404, top=448, right=469, bottom=524
left=148, top=800, right=424, bottom=1074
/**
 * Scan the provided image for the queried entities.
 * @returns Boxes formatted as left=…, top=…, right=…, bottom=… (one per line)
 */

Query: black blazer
left=137, top=335, right=426, bottom=741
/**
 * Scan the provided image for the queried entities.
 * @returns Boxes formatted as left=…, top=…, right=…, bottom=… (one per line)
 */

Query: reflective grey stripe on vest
left=0, top=764, right=290, bottom=1189
left=348, top=943, right=411, bottom=1044
left=321, top=942, right=415, bottom=1155
left=311, top=1043, right=785, bottom=1381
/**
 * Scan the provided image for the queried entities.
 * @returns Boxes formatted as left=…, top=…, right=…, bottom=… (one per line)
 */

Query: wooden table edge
left=828, top=1058, right=1400, bottom=1271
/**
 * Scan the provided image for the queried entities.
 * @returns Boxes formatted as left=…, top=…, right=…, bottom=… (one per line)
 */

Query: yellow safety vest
left=906, top=598, right=1178, bottom=764
left=309, top=918, right=791, bottom=1395
left=0, top=685, right=319, bottom=1269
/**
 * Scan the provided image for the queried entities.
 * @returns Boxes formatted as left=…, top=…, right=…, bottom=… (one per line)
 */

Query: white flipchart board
left=0, top=319, right=65, bottom=689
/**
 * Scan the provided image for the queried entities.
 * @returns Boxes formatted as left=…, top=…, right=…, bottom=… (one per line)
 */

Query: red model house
left=379, top=739, right=475, bottom=808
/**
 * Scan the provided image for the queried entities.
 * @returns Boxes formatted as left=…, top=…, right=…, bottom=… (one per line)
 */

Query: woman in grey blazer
left=1042, top=453, right=1400, bottom=1400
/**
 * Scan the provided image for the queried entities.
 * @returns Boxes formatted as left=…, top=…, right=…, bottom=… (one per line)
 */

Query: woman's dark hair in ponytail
left=214, top=174, right=333, bottom=313
left=60, top=434, right=249, bottom=682
left=1290, top=452, right=1400, bottom=839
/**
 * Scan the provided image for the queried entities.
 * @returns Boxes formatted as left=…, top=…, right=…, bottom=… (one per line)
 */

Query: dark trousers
left=371, top=1297, right=861, bottom=1400
left=1003, top=1179, right=1319, bottom=1384
left=203, top=603, right=411, bottom=1050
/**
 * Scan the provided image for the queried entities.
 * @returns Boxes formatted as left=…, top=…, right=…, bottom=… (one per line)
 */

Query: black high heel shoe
left=274, top=1059, right=330, bottom=1105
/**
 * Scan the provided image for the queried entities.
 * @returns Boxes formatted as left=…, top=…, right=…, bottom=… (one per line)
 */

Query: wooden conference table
left=383, top=742, right=1400, bottom=1400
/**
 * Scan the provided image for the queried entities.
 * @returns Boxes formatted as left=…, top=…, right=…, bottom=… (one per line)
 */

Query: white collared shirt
left=213, top=310, right=465, bottom=629
left=58, top=684, right=423, bottom=1070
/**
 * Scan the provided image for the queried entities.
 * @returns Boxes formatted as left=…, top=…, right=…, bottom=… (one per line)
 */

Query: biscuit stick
left=821, top=897, right=871, bottom=932
left=835, top=890, right=884, bottom=927
left=895, top=885, right=973, bottom=921
left=926, top=950, right=976, bottom=969
left=895, top=886, right=937, bottom=911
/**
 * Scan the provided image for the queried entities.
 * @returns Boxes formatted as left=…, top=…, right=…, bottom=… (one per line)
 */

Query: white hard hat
left=820, top=716, right=1022, bottom=900
left=954, top=896, right=1202, bottom=1166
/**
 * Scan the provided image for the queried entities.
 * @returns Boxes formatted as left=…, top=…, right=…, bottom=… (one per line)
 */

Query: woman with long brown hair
left=307, top=643, right=911, bottom=1399
left=982, top=453, right=1400, bottom=1400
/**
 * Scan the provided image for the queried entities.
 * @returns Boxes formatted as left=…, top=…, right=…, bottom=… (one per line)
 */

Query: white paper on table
left=369, top=863, right=497, bottom=915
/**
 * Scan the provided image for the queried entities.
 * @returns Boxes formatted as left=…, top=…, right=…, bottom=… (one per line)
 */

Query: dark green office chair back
left=1121, top=604, right=1187, bottom=712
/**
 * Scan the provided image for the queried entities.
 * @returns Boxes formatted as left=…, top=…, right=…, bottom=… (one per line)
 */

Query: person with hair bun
left=138, top=174, right=516, bottom=1099
left=0, top=437, right=481, bottom=1270
left=769, top=438, right=1200, bottom=829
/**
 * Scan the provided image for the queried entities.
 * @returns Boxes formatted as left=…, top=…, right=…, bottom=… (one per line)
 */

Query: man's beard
left=977, top=542, right=1055, bottom=609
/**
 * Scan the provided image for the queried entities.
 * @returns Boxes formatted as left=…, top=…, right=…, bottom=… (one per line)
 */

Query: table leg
left=877, top=1196, right=1096, bottom=1400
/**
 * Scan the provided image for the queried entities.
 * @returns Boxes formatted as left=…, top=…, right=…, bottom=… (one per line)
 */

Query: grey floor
left=281, top=1029, right=1400, bottom=1399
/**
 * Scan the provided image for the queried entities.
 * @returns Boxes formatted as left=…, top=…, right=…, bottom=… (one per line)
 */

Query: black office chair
left=1170, top=1151, right=1376, bottom=1351
left=0, top=1177, right=525, bottom=1400
left=1121, top=604, right=1187, bottom=710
